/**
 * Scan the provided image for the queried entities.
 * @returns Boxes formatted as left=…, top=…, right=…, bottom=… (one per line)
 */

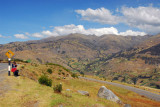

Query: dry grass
left=0, top=63, right=160, bottom=107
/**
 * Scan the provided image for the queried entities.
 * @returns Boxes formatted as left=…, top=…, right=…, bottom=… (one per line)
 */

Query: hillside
left=83, top=34, right=160, bottom=89
left=1, top=33, right=159, bottom=89
left=1, top=63, right=160, bottom=107
left=0, top=33, right=150, bottom=70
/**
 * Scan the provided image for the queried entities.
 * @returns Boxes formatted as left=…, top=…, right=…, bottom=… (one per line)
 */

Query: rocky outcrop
left=97, top=86, right=122, bottom=103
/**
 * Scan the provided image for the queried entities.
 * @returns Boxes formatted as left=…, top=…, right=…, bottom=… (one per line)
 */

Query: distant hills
left=0, top=33, right=150, bottom=64
left=0, top=33, right=160, bottom=88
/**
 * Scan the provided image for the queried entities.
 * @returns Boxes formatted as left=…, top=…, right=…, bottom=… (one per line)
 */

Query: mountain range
left=0, top=33, right=160, bottom=88
left=0, top=33, right=151, bottom=64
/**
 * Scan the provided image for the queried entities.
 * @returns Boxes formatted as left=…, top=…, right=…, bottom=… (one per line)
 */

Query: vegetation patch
left=53, top=83, right=62, bottom=93
left=46, top=63, right=71, bottom=73
left=47, top=68, right=53, bottom=74
left=71, top=73, right=78, bottom=78
left=38, top=75, right=52, bottom=87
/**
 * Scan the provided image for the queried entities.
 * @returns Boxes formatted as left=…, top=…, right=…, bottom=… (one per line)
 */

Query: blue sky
left=0, top=0, right=160, bottom=44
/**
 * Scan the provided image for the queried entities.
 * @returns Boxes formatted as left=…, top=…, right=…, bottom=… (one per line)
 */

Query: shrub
left=103, top=77, right=107, bottom=81
left=58, top=72, right=61, bottom=75
left=38, top=75, right=52, bottom=87
left=53, top=83, right=62, bottom=93
left=56, top=77, right=61, bottom=80
left=80, top=72, right=84, bottom=77
left=26, top=59, right=31, bottom=63
left=21, top=65, right=25, bottom=69
left=62, top=72, right=65, bottom=75
left=59, top=69, right=62, bottom=72
left=71, top=73, right=78, bottom=78
left=47, top=68, right=53, bottom=74
left=131, top=77, right=138, bottom=85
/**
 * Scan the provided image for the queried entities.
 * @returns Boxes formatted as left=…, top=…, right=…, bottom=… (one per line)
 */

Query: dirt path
left=79, top=76, right=160, bottom=102
left=0, top=63, right=11, bottom=96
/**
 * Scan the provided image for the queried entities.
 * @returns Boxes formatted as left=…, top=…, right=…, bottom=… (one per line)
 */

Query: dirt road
left=79, top=76, right=160, bottom=102
left=0, top=63, right=10, bottom=96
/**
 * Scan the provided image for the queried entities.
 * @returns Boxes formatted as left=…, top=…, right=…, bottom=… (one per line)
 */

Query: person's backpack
left=11, top=68, right=17, bottom=72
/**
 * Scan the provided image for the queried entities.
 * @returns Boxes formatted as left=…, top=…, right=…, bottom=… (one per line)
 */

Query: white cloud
left=121, top=6, right=160, bottom=34
left=119, top=30, right=146, bottom=36
left=52, top=24, right=86, bottom=36
left=0, top=34, right=11, bottom=38
left=14, top=34, right=28, bottom=39
left=13, top=25, right=147, bottom=39
left=42, top=24, right=118, bottom=36
left=75, top=8, right=120, bottom=25
left=25, top=32, right=30, bottom=36
left=32, top=33, right=44, bottom=38
left=85, top=27, right=118, bottom=36
left=75, top=6, right=160, bottom=34
left=42, top=30, right=53, bottom=36
left=41, top=24, right=145, bottom=36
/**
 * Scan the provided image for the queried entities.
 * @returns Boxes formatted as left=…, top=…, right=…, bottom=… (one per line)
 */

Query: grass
left=0, top=75, right=120, bottom=107
left=0, top=63, right=160, bottom=107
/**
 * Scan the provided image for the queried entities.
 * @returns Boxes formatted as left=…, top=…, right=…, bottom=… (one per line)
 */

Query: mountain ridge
left=0, top=33, right=159, bottom=88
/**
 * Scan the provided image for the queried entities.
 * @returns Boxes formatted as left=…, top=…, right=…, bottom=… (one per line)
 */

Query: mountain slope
left=0, top=33, right=150, bottom=69
left=0, top=33, right=159, bottom=88
left=83, top=34, right=160, bottom=89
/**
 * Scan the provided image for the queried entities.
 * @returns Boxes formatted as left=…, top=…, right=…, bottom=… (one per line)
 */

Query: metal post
left=8, top=58, right=11, bottom=76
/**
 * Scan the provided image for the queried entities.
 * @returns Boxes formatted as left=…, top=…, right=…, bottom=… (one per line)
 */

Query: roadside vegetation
left=0, top=63, right=160, bottom=107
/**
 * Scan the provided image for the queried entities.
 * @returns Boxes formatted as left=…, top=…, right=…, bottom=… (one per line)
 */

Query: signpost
left=5, top=50, right=14, bottom=76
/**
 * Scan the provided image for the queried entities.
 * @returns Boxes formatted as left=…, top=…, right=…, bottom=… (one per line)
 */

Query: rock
left=66, top=89, right=71, bottom=91
left=77, top=90, right=89, bottom=96
left=124, top=104, right=131, bottom=107
left=59, top=105, right=63, bottom=107
left=97, top=86, right=122, bottom=103
left=65, top=89, right=72, bottom=97
left=92, top=104, right=105, bottom=107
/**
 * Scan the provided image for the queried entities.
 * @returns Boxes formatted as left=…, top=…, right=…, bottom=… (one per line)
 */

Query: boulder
left=65, top=89, right=72, bottom=97
left=124, top=104, right=131, bottom=107
left=66, top=89, right=71, bottom=91
left=97, top=86, right=122, bottom=103
left=77, top=90, right=89, bottom=96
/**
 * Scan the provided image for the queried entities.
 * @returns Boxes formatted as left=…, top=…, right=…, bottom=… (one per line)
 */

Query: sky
left=0, top=0, right=160, bottom=44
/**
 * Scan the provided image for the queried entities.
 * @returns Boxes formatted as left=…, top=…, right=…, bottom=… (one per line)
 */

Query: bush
left=38, top=75, right=52, bottom=87
left=47, top=68, right=52, bottom=74
left=71, top=73, right=78, bottom=78
left=62, top=72, right=65, bottom=75
left=53, top=83, right=62, bottom=93
left=58, top=72, right=61, bottom=75
left=80, top=72, right=84, bottom=77
left=21, top=65, right=25, bottom=69
left=56, top=77, right=61, bottom=80
left=59, top=69, right=62, bottom=72
left=131, top=77, right=138, bottom=85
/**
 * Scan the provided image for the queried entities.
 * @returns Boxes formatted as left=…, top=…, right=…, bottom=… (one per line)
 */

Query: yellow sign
left=5, top=50, right=14, bottom=58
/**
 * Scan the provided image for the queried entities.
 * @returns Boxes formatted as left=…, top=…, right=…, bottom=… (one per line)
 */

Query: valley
left=0, top=33, right=160, bottom=89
